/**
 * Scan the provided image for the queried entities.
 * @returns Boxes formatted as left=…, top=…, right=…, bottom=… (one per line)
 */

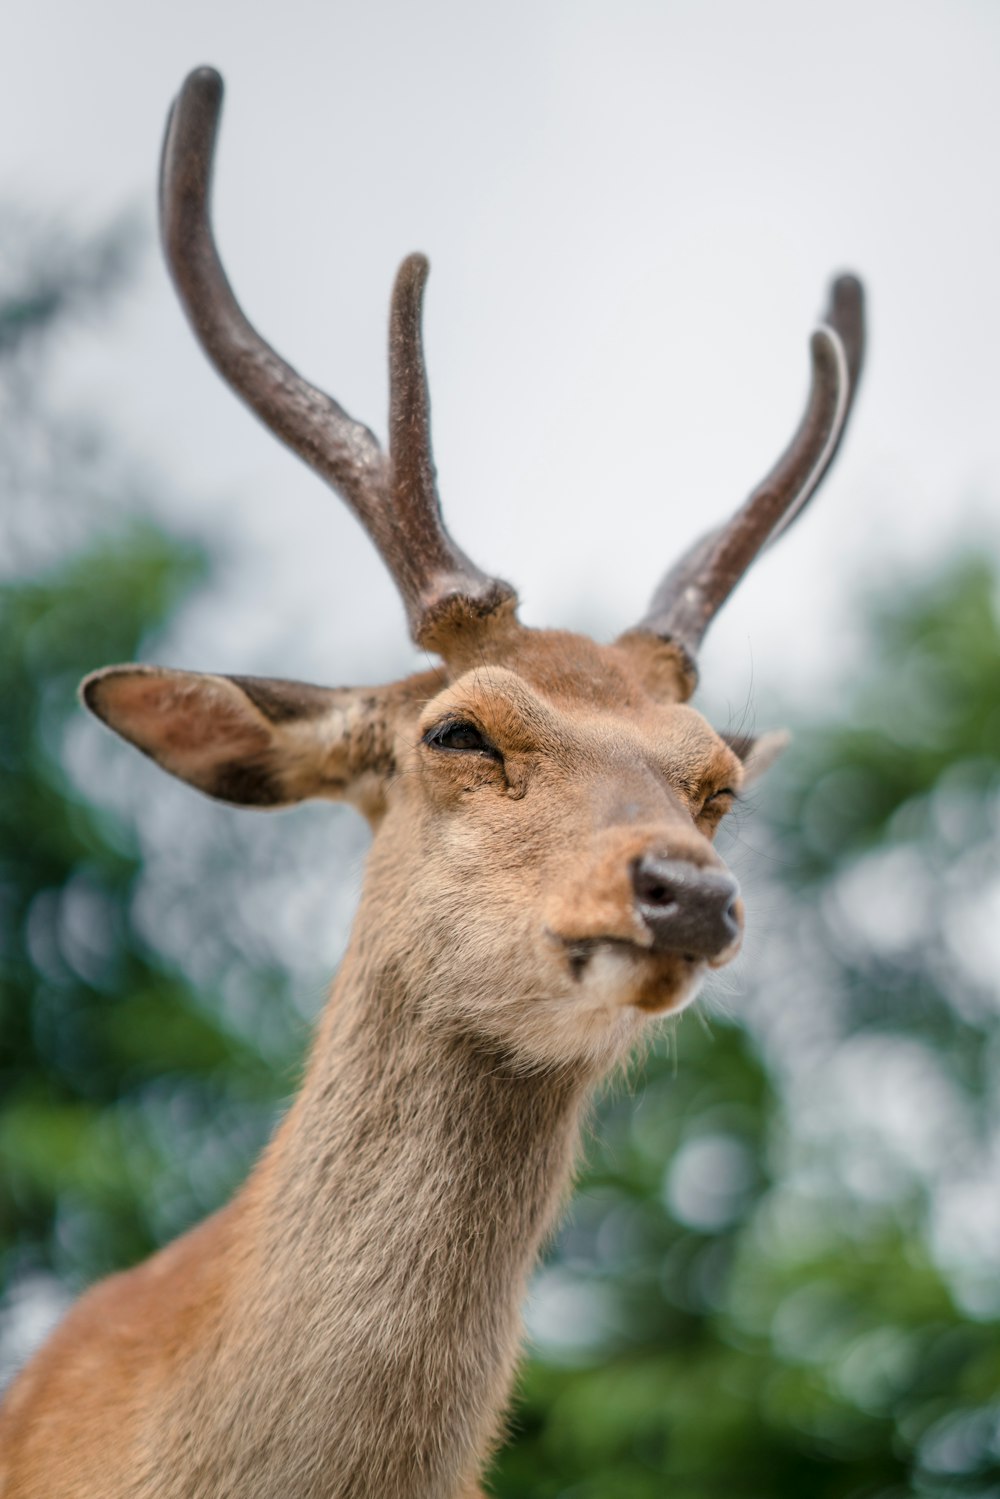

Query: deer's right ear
left=80, top=665, right=403, bottom=818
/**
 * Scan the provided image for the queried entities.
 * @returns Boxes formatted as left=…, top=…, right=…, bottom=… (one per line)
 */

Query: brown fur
left=1, top=622, right=770, bottom=1498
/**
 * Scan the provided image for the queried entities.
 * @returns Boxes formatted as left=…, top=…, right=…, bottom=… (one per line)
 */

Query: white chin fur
left=581, top=945, right=706, bottom=1016
left=514, top=949, right=706, bottom=1072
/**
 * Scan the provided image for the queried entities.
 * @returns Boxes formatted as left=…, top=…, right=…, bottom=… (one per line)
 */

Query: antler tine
left=630, top=274, right=864, bottom=675
left=386, top=254, right=515, bottom=647
left=160, top=67, right=515, bottom=652
left=766, top=273, right=865, bottom=548
left=160, top=68, right=386, bottom=517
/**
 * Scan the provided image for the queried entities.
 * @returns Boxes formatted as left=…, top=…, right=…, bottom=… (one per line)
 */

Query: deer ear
left=723, top=728, right=790, bottom=786
left=80, top=665, right=398, bottom=816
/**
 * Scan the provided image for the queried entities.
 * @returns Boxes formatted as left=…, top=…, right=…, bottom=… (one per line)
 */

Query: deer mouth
left=549, top=932, right=709, bottom=1015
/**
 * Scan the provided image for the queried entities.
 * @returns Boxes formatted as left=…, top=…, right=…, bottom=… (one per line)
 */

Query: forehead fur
left=413, top=629, right=742, bottom=790
left=444, top=627, right=657, bottom=712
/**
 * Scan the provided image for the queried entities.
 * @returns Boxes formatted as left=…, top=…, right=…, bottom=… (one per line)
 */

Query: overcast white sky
left=3, top=0, right=999, bottom=702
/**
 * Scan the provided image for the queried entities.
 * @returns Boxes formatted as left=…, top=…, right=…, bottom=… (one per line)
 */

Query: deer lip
left=554, top=935, right=708, bottom=1019
left=638, top=912, right=739, bottom=966
left=547, top=930, right=705, bottom=983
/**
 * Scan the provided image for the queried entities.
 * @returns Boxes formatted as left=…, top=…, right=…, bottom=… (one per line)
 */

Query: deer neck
left=210, top=932, right=592, bottom=1499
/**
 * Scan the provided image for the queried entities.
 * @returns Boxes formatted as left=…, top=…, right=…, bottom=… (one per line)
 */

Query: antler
left=627, top=275, right=865, bottom=677
left=160, top=67, right=515, bottom=652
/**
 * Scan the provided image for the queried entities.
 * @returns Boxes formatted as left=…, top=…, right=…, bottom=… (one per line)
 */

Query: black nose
left=631, top=856, right=741, bottom=959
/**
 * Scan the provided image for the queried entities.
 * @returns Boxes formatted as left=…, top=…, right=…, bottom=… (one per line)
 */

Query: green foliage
left=0, top=526, right=289, bottom=1287
left=776, top=558, right=1000, bottom=882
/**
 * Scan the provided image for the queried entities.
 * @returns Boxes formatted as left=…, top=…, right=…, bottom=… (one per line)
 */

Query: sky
left=3, top=0, right=1000, bottom=703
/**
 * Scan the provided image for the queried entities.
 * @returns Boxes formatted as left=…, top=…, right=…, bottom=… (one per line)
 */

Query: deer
left=0, top=64, right=864, bottom=1499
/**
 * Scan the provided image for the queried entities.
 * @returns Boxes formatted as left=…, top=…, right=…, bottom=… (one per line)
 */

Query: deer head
left=82, top=67, right=864, bottom=1074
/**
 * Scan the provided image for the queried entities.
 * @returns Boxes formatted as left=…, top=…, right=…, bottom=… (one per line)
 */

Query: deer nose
left=631, top=856, right=741, bottom=959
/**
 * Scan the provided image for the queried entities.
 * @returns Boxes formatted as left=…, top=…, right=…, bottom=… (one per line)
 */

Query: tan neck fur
left=149, top=930, right=592, bottom=1499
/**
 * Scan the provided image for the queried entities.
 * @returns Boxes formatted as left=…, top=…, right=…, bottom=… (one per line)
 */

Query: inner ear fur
left=80, top=665, right=428, bottom=817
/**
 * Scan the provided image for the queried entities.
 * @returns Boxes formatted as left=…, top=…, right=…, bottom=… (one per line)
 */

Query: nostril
left=643, top=880, right=672, bottom=906
left=632, top=857, right=679, bottom=909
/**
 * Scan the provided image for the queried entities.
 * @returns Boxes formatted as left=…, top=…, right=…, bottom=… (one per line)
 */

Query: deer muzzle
left=631, top=856, right=741, bottom=960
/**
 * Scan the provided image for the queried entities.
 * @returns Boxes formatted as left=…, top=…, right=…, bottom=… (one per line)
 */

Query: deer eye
left=424, top=719, right=501, bottom=760
left=701, top=787, right=736, bottom=816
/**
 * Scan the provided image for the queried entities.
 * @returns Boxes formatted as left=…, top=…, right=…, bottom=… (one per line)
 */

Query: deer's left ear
left=80, top=665, right=430, bottom=821
left=723, top=729, right=790, bottom=786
